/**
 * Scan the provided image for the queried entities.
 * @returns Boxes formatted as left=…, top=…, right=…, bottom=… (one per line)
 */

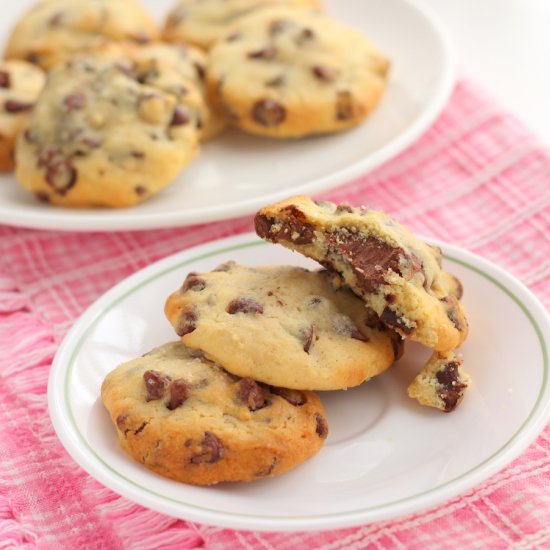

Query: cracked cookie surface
left=165, top=262, right=402, bottom=390
left=101, top=341, right=328, bottom=485
left=255, top=195, right=468, bottom=350
left=5, top=0, right=159, bottom=70
left=15, top=56, right=202, bottom=207
left=206, top=6, right=389, bottom=138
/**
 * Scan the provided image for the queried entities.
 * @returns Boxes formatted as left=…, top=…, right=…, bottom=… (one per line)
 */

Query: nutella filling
left=326, top=233, right=403, bottom=292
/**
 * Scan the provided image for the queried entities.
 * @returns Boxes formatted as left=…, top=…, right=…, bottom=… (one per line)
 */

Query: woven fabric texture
left=0, top=79, right=549, bottom=549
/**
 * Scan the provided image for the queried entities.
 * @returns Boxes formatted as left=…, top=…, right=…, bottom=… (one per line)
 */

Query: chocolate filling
left=380, top=307, right=413, bottom=334
left=254, top=207, right=315, bottom=245
left=327, top=233, right=403, bottom=292
left=436, top=361, right=468, bottom=412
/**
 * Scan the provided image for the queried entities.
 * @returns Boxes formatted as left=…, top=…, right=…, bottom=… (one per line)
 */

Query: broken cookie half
left=255, top=195, right=468, bottom=351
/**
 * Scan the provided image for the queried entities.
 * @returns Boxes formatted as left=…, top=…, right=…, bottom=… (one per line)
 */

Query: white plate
left=48, top=232, right=550, bottom=532
left=0, top=0, right=455, bottom=231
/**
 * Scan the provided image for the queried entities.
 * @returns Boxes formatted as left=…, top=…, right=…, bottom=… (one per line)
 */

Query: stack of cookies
left=101, top=195, right=470, bottom=486
left=2, top=0, right=389, bottom=207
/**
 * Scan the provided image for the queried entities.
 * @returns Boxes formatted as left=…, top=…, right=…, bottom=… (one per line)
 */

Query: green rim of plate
left=63, top=239, right=549, bottom=521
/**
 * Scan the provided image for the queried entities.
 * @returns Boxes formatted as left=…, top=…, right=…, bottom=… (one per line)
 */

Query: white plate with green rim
left=0, top=0, right=455, bottom=231
left=48, top=232, right=550, bottom=531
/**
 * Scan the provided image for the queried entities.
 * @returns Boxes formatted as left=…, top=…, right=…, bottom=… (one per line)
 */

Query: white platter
left=48, top=233, right=550, bottom=531
left=0, top=0, right=455, bottom=231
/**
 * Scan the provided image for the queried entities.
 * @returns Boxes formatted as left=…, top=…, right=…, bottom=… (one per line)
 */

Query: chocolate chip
left=350, top=328, right=369, bottom=342
left=213, top=261, right=234, bottom=272
left=237, top=378, right=267, bottom=411
left=167, top=379, right=190, bottom=410
left=34, top=190, right=50, bottom=203
left=312, top=65, right=339, bottom=82
left=336, top=91, right=354, bottom=120
left=251, top=99, right=286, bottom=127
left=335, top=204, right=354, bottom=213
left=254, top=207, right=315, bottom=245
left=364, top=307, right=383, bottom=329
left=26, top=52, right=40, bottom=64
left=194, top=62, right=206, bottom=81
left=327, top=233, right=403, bottom=292
left=248, top=46, right=277, bottom=60
left=265, top=75, right=285, bottom=87
left=385, top=294, right=397, bottom=304
left=143, top=370, right=171, bottom=401
left=190, top=432, right=224, bottom=464
left=116, top=414, right=128, bottom=430
left=227, top=297, right=264, bottom=315
left=45, top=161, right=77, bottom=195
left=296, top=28, right=315, bottom=45
left=391, top=333, right=404, bottom=360
left=269, top=19, right=296, bottom=35
left=182, top=273, right=206, bottom=292
left=256, top=457, right=278, bottom=477
left=170, top=105, right=190, bottom=126
left=380, top=307, right=413, bottom=334
left=49, top=11, right=64, bottom=27
left=436, top=361, right=468, bottom=412
left=314, top=413, right=328, bottom=438
left=81, top=136, right=101, bottom=148
left=271, top=387, right=305, bottom=406
left=4, top=100, right=33, bottom=113
left=63, top=92, right=86, bottom=111
left=226, top=32, right=241, bottom=42
left=0, top=71, right=11, bottom=88
left=134, top=185, right=147, bottom=196
left=176, top=309, right=198, bottom=336
left=300, top=324, right=315, bottom=353
left=24, top=128, right=38, bottom=143
left=130, top=31, right=151, bottom=44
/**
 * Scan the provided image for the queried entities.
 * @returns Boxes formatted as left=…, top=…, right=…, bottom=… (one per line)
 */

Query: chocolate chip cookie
left=407, top=350, right=470, bottom=412
left=92, top=41, right=228, bottom=140
left=0, top=61, right=45, bottom=171
left=101, top=341, right=328, bottom=485
left=15, top=56, right=202, bottom=207
left=206, top=7, right=389, bottom=138
left=255, top=196, right=468, bottom=351
left=5, top=0, right=159, bottom=70
left=163, top=0, right=323, bottom=50
left=165, top=262, right=402, bottom=390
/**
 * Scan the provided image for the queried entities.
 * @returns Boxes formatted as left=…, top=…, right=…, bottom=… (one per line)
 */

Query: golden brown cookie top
left=165, top=262, right=401, bottom=390
left=101, top=341, right=328, bottom=485
left=5, top=0, right=159, bottom=70
left=163, top=0, right=323, bottom=50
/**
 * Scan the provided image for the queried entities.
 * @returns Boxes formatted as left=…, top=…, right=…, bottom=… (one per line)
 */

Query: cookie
left=407, top=351, right=470, bottom=412
left=0, top=61, right=45, bottom=171
left=255, top=196, right=468, bottom=351
left=163, top=0, right=323, bottom=50
left=164, top=262, right=402, bottom=390
left=15, top=56, right=202, bottom=208
left=206, top=7, right=389, bottom=138
left=5, top=0, right=159, bottom=71
left=101, top=341, right=328, bottom=485
left=92, top=41, right=228, bottom=140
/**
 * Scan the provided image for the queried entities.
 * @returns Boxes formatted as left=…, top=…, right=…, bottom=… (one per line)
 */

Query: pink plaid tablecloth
left=1, top=79, right=549, bottom=549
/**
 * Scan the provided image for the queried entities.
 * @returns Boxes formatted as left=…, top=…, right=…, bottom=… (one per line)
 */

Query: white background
left=421, top=0, right=550, bottom=145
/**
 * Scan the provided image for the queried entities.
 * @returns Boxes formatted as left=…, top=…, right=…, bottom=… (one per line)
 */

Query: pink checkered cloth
left=1, top=79, right=549, bottom=549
